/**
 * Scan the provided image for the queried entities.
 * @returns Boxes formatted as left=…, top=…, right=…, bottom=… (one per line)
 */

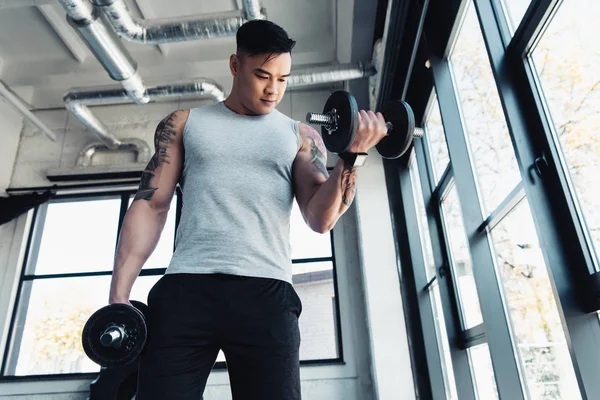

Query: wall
left=0, top=78, right=417, bottom=398
left=0, top=86, right=33, bottom=195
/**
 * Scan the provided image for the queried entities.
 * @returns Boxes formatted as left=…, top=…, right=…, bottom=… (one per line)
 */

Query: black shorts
left=136, top=273, right=303, bottom=400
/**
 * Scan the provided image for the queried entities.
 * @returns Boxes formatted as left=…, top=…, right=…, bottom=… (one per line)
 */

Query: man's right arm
left=108, top=109, right=189, bottom=304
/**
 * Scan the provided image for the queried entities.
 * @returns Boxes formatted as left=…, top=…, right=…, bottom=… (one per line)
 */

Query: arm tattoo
left=305, top=126, right=328, bottom=179
left=341, top=162, right=357, bottom=206
left=134, top=111, right=179, bottom=201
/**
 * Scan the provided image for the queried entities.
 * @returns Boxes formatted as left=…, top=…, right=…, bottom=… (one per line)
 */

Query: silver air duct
left=287, top=62, right=376, bottom=88
left=63, top=79, right=225, bottom=163
left=58, top=0, right=149, bottom=104
left=92, top=0, right=265, bottom=44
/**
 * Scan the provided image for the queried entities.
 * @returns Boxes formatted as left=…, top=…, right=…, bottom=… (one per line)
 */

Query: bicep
left=133, top=110, right=187, bottom=209
left=293, top=123, right=329, bottom=214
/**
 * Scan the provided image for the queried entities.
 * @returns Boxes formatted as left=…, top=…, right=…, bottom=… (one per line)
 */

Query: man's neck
left=223, top=95, right=258, bottom=116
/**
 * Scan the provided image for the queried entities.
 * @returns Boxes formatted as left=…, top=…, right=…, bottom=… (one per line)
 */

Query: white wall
left=0, top=86, right=33, bottom=195
left=0, top=88, right=415, bottom=399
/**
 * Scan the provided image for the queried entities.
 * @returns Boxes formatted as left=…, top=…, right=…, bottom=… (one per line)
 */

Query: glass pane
left=451, top=2, right=522, bottom=215
left=7, top=275, right=160, bottom=376
left=431, top=282, right=459, bottom=399
left=290, top=200, right=332, bottom=259
left=295, top=261, right=339, bottom=361
left=502, top=0, right=533, bottom=34
left=129, top=196, right=177, bottom=269
left=531, top=0, right=600, bottom=270
left=441, top=183, right=483, bottom=328
left=409, top=153, right=436, bottom=279
left=491, top=198, right=581, bottom=399
left=468, top=344, right=499, bottom=399
left=426, top=92, right=450, bottom=184
left=31, top=198, right=121, bottom=275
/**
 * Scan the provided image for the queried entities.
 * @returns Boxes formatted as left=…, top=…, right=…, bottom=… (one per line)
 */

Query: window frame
left=0, top=186, right=343, bottom=380
left=380, top=0, right=600, bottom=398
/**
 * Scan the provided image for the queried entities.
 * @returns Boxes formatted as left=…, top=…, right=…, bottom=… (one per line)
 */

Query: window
left=501, top=0, right=533, bottom=34
left=410, top=153, right=436, bottom=280
left=531, top=0, right=600, bottom=271
left=441, top=183, right=483, bottom=329
left=490, top=198, right=581, bottom=399
left=2, top=191, right=340, bottom=377
left=451, top=1, right=522, bottom=215
left=409, top=151, right=458, bottom=399
left=425, top=93, right=450, bottom=185
left=468, top=343, right=499, bottom=399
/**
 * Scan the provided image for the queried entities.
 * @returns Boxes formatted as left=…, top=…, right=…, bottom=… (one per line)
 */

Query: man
left=108, top=19, right=387, bottom=399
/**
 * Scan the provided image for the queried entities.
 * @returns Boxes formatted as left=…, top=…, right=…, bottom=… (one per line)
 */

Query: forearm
left=109, top=201, right=169, bottom=302
left=305, top=158, right=357, bottom=232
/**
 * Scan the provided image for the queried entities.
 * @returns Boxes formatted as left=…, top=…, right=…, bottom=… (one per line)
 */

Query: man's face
left=232, top=52, right=292, bottom=116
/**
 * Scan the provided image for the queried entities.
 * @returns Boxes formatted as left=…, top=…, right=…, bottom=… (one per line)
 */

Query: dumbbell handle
left=100, top=325, right=126, bottom=347
left=307, top=112, right=424, bottom=138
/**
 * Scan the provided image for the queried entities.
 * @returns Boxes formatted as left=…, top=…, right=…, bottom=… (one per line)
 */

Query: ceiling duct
left=58, top=0, right=148, bottom=104
left=63, top=79, right=225, bottom=162
left=91, top=0, right=266, bottom=44
left=287, top=62, right=376, bottom=88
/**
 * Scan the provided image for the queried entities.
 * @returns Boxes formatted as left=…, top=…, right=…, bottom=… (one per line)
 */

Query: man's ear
left=230, top=54, right=240, bottom=76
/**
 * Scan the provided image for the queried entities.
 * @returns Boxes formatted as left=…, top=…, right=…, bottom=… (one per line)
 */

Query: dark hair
left=236, top=20, right=296, bottom=59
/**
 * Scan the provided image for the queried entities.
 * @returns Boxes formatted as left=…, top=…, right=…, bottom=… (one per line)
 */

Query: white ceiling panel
left=0, top=6, right=75, bottom=62
left=0, top=0, right=344, bottom=109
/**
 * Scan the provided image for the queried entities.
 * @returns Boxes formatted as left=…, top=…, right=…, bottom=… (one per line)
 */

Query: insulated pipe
left=57, top=0, right=149, bottom=104
left=63, top=79, right=226, bottom=149
left=287, top=62, right=376, bottom=88
left=92, top=0, right=266, bottom=44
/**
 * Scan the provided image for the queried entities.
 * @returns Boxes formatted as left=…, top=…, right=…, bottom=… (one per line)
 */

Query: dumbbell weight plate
left=82, top=302, right=148, bottom=367
left=321, top=90, right=359, bottom=154
left=376, top=100, right=416, bottom=159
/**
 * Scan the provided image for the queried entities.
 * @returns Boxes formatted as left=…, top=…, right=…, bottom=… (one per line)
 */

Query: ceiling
left=0, top=0, right=358, bottom=110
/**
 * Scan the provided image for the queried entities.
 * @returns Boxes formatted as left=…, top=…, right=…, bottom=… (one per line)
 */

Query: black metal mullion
left=328, top=230, right=344, bottom=363
left=506, top=0, right=563, bottom=57
left=430, top=55, right=526, bottom=399
left=397, top=154, right=447, bottom=398
left=478, top=182, right=526, bottom=233
left=462, top=323, right=488, bottom=349
left=415, top=138, right=477, bottom=400
left=381, top=157, right=433, bottom=399
left=431, top=164, right=454, bottom=204
left=476, top=0, right=600, bottom=396
left=1, top=207, right=41, bottom=376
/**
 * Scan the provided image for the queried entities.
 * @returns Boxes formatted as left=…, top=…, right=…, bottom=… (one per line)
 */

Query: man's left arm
left=292, top=110, right=387, bottom=233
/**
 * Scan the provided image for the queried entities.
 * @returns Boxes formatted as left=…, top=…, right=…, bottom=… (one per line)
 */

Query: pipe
left=287, top=62, right=376, bottom=88
left=0, top=81, right=57, bottom=141
left=63, top=61, right=372, bottom=161
left=63, top=79, right=226, bottom=149
left=92, top=0, right=265, bottom=44
left=57, top=0, right=149, bottom=104
left=76, top=138, right=151, bottom=167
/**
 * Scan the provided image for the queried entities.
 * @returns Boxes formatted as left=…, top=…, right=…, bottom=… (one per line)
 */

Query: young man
left=109, top=20, right=387, bottom=399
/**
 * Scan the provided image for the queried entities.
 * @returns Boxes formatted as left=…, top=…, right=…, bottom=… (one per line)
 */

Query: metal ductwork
left=91, top=0, right=265, bottom=44
left=287, top=62, right=376, bottom=88
left=63, top=79, right=225, bottom=163
left=58, top=0, right=149, bottom=104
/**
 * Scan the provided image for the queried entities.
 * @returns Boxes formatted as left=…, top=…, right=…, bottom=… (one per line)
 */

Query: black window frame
left=378, top=0, right=600, bottom=398
left=0, top=186, right=343, bottom=381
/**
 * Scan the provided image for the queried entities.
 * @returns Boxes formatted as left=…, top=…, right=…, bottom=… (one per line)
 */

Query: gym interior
left=0, top=0, right=599, bottom=398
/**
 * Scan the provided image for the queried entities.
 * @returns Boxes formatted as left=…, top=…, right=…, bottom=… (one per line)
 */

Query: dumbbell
left=306, top=90, right=424, bottom=158
left=82, top=300, right=148, bottom=367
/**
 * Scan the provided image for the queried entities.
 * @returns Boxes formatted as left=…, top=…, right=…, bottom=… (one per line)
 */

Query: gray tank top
left=165, top=101, right=301, bottom=284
